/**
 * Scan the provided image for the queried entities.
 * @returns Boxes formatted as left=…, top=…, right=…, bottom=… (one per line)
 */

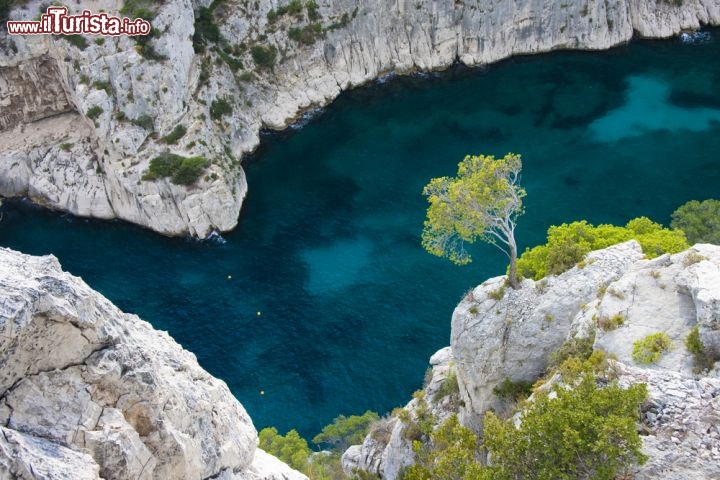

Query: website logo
left=6, top=7, right=151, bottom=36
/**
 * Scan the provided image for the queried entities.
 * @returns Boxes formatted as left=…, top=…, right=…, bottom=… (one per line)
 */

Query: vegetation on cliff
left=422, top=153, right=525, bottom=288
left=517, top=217, right=688, bottom=280
left=671, top=199, right=720, bottom=245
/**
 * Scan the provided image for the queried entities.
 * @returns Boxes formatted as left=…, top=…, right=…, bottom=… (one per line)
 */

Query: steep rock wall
left=1, top=0, right=719, bottom=237
left=0, top=247, right=307, bottom=480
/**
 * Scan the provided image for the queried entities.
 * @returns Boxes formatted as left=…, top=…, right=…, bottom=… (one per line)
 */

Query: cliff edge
left=0, top=247, right=307, bottom=480
left=2, top=0, right=719, bottom=237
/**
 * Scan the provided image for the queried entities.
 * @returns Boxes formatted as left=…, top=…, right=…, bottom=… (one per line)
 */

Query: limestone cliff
left=345, top=242, right=720, bottom=480
left=2, top=0, right=719, bottom=237
left=0, top=247, right=307, bottom=480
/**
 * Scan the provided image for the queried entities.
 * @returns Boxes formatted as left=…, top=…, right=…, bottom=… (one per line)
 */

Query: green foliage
left=312, top=411, right=380, bottom=452
left=483, top=371, right=648, bottom=480
left=671, top=199, right=720, bottom=244
left=685, top=325, right=703, bottom=355
left=161, top=125, right=187, bottom=145
left=142, top=153, right=209, bottom=186
left=62, top=34, right=89, bottom=50
left=597, top=313, right=625, bottom=332
left=433, top=371, right=459, bottom=402
left=259, top=427, right=311, bottom=472
left=251, top=44, right=278, bottom=69
left=92, top=80, right=112, bottom=94
left=306, top=0, right=320, bottom=20
left=131, top=114, right=154, bottom=130
left=492, top=377, right=533, bottom=402
left=193, top=6, right=220, bottom=52
left=422, top=153, right=525, bottom=287
left=632, top=332, right=671, bottom=364
left=210, top=98, right=233, bottom=120
left=549, top=335, right=595, bottom=369
left=85, top=105, right=103, bottom=120
left=396, top=392, right=435, bottom=442
left=487, top=285, right=506, bottom=300
left=288, top=23, right=323, bottom=45
left=120, top=0, right=155, bottom=20
left=59, top=142, right=73, bottom=152
left=685, top=325, right=715, bottom=373
left=399, top=415, right=481, bottom=480
left=267, top=0, right=304, bottom=22
left=517, top=218, right=689, bottom=280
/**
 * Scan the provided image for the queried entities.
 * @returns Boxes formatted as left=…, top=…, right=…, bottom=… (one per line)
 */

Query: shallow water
left=2, top=30, right=719, bottom=440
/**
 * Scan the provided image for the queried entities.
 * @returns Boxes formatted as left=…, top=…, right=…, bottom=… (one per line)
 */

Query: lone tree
left=422, top=153, right=525, bottom=289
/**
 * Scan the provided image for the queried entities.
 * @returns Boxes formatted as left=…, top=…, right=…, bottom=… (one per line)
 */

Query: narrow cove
left=1, top=31, right=719, bottom=440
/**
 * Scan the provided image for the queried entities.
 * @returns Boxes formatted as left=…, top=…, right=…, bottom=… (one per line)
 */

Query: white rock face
left=0, top=247, right=306, bottom=480
left=2, top=0, right=719, bottom=237
left=348, top=242, right=720, bottom=479
left=341, top=346, right=460, bottom=479
left=452, top=240, right=644, bottom=430
left=616, top=363, right=720, bottom=480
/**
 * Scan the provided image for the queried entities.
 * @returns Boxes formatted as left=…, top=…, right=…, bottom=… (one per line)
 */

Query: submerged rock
left=0, top=247, right=306, bottom=480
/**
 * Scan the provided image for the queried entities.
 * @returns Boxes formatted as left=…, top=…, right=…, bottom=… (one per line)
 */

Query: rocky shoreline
left=2, top=0, right=719, bottom=237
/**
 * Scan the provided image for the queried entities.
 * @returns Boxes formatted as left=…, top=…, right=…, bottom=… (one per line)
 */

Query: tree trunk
left=508, top=240, right=519, bottom=289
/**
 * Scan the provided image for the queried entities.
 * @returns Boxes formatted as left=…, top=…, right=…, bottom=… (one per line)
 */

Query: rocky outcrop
left=2, top=0, right=719, bottom=237
left=452, top=240, right=644, bottom=430
left=0, top=247, right=307, bottom=480
left=346, top=242, right=720, bottom=479
left=342, top=347, right=461, bottom=479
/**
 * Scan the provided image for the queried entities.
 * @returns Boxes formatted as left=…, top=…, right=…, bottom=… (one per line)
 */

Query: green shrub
left=671, top=199, right=720, bottom=244
left=61, top=35, right=89, bottom=50
left=632, top=332, right=671, bottom=364
left=59, top=142, right=73, bottom=152
left=483, top=372, right=647, bottom=480
left=433, top=371, right=459, bottom=402
left=210, top=98, right=233, bottom=120
left=131, top=114, right=154, bottom=130
left=258, top=427, right=310, bottom=472
left=171, top=156, right=210, bottom=185
left=251, top=44, right=277, bottom=69
left=312, top=410, right=379, bottom=451
left=517, top=218, right=689, bottom=280
left=288, top=23, right=323, bottom=45
left=493, top=377, right=533, bottom=402
left=92, top=80, right=112, bottom=94
left=86, top=105, right=103, bottom=119
left=488, top=285, right=506, bottom=300
left=597, top=313, right=625, bottom=331
left=306, top=0, right=320, bottom=20
left=399, top=415, right=481, bottom=480
left=549, top=335, right=595, bottom=369
left=161, top=125, right=187, bottom=144
left=193, top=6, right=220, bottom=52
left=94, top=38, right=105, bottom=46
left=120, top=0, right=155, bottom=20
left=142, top=153, right=209, bottom=186
left=685, top=325, right=715, bottom=372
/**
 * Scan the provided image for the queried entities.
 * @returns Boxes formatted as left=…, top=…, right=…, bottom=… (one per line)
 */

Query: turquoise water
left=2, top=32, right=720, bottom=440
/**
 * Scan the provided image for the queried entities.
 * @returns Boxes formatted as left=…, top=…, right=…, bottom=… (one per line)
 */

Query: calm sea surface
left=2, top=30, right=719, bottom=440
